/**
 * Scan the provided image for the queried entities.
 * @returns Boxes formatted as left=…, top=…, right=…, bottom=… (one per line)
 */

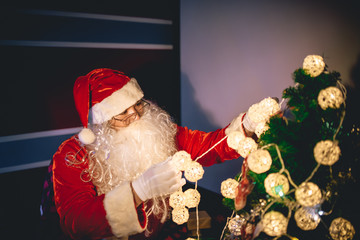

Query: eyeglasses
left=112, top=99, right=150, bottom=126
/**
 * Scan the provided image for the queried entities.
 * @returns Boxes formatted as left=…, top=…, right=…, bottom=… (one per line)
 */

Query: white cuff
left=225, top=113, right=246, bottom=136
left=104, top=181, right=146, bottom=237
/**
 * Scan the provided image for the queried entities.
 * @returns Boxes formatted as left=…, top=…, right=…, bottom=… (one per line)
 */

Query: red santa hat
left=73, top=68, right=144, bottom=144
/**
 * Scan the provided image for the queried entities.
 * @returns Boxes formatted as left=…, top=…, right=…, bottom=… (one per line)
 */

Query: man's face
left=109, top=99, right=149, bottom=129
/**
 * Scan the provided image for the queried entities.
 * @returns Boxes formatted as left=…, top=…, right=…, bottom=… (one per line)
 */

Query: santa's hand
left=243, top=97, right=280, bottom=132
left=132, top=157, right=186, bottom=201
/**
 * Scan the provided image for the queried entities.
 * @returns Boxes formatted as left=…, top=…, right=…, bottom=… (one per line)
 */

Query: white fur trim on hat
left=104, top=181, right=146, bottom=237
left=91, top=78, right=144, bottom=124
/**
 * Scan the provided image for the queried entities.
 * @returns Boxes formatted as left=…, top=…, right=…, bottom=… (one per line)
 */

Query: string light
left=172, top=150, right=193, bottom=171
left=248, top=149, right=272, bottom=174
left=184, top=188, right=201, bottom=208
left=237, top=137, right=258, bottom=157
left=329, top=217, right=355, bottom=240
left=227, top=131, right=245, bottom=150
left=294, top=207, right=320, bottom=230
left=295, top=182, right=322, bottom=207
left=220, top=178, right=239, bottom=199
left=247, top=97, right=280, bottom=123
left=313, top=140, right=341, bottom=166
left=184, top=161, right=204, bottom=182
left=303, top=55, right=325, bottom=77
left=318, top=86, right=344, bottom=110
left=264, top=173, right=290, bottom=197
left=261, top=211, right=288, bottom=237
left=172, top=207, right=189, bottom=225
left=169, top=190, right=186, bottom=209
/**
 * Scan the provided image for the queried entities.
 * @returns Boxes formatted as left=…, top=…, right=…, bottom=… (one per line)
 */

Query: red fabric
left=52, top=137, right=114, bottom=239
left=176, top=126, right=241, bottom=166
left=52, top=125, right=240, bottom=239
left=73, top=69, right=131, bottom=128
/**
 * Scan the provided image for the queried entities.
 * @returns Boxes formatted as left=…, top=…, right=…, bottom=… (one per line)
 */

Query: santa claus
left=47, top=68, right=256, bottom=239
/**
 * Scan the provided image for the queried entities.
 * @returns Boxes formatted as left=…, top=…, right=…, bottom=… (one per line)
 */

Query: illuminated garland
left=220, top=55, right=355, bottom=240
left=170, top=55, right=355, bottom=240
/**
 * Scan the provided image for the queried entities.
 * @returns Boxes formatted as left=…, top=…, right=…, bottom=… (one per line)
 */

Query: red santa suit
left=49, top=68, right=247, bottom=239
left=52, top=125, right=241, bottom=239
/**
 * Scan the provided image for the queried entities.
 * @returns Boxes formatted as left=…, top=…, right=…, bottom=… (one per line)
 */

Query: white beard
left=106, top=104, right=178, bottom=184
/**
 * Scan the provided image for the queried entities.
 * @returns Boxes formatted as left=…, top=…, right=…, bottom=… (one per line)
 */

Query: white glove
left=243, top=97, right=280, bottom=132
left=132, top=157, right=186, bottom=201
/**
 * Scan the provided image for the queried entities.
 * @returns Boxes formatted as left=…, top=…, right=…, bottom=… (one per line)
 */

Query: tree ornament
left=172, top=150, right=192, bottom=171
left=318, top=86, right=344, bottom=110
left=227, top=131, right=245, bottom=150
left=261, top=211, right=288, bottom=237
left=329, top=217, right=355, bottom=240
left=295, top=182, right=322, bottom=207
left=235, top=177, right=254, bottom=210
left=172, top=207, right=189, bottom=225
left=184, top=188, right=201, bottom=208
left=314, top=140, right=341, bottom=166
left=264, top=173, right=290, bottom=197
left=255, top=121, right=269, bottom=138
left=250, top=199, right=267, bottom=217
left=228, top=214, right=248, bottom=236
left=221, top=178, right=239, bottom=199
left=248, top=149, right=272, bottom=174
left=184, top=161, right=204, bottom=182
left=237, top=137, right=258, bottom=157
left=303, top=55, right=325, bottom=77
left=169, top=190, right=186, bottom=209
left=294, top=207, right=320, bottom=230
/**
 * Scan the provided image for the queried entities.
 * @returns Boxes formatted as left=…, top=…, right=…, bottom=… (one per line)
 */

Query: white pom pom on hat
left=73, top=68, right=144, bottom=145
left=78, top=128, right=96, bottom=145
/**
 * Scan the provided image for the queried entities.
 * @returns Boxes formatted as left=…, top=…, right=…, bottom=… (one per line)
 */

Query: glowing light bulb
left=303, top=55, right=325, bottom=77
left=247, top=97, right=280, bottom=124
left=172, top=207, right=189, bottom=225
left=184, top=188, right=200, bottom=208
left=172, top=150, right=192, bottom=171
left=264, top=173, right=290, bottom=198
left=318, top=86, right=344, bottom=110
left=295, top=182, right=322, bottom=207
left=169, top=190, right=186, bottom=209
left=221, top=178, right=239, bottom=199
left=314, top=140, right=341, bottom=166
left=294, top=207, right=320, bottom=230
left=262, top=211, right=288, bottom=237
left=329, top=217, right=355, bottom=240
left=237, top=137, right=258, bottom=157
left=248, top=149, right=272, bottom=174
left=184, top=161, right=204, bottom=182
left=227, top=131, right=245, bottom=150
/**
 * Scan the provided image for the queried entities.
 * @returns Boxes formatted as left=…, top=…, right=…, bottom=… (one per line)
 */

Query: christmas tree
left=221, top=55, right=359, bottom=240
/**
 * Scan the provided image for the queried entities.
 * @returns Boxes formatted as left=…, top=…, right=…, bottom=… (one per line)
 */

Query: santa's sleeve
left=52, top=138, right=146, bottom=239
left=175, top=125, right=241, bottom=167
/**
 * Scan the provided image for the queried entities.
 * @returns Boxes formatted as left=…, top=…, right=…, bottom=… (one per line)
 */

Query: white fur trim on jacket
left=103, top=181, right=146, bottom=237
left=91, top=78, right=144, bottom=124
left=225, top=112, right=246, bottom=136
